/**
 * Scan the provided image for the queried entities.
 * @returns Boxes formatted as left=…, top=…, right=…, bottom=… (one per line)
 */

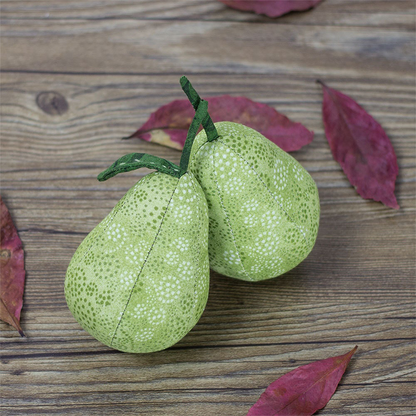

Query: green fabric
left=65, top=172, right=210, bottom=353
left=179, top=100, right=209, bottom=175
left=189, top=122, right=320, bottom=281
left=66, top=95, right=211, bottom=353
left=180, top=76, right=219, bottom=142
left=98, top=153, right=181, bottom=180
left=97, top=98, right=209, bottom=182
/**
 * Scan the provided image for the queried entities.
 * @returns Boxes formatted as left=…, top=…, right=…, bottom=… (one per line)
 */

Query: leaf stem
left=180, top=76, right=219, bottom=142
left=97, top=153, right=182, bottom=181
left=98, top=78, right=213, bottom=181
left=179, top=100, right=208, bottom=175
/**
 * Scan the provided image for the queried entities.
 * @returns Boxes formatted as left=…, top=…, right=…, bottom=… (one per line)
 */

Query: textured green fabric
left=180, top=76, right=218, bottom=142
left=98, top=101, right=210, bottom=182
left=180, top=100, right=210, bottom=175
left=98, top=153, right=181, bottom=180
left=65, top=172, right=209, bottom=353
left=189, top=121, right=320, bottom=281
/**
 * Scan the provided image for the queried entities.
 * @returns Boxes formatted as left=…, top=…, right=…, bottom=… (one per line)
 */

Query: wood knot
left=36, top=91, right=69, bottom=115
left=11, top=369, right=25, bottom=376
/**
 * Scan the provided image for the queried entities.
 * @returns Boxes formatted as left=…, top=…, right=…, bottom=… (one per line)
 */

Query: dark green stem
left=98, top=102, right=208, bottom=180
left=98, top=153, right=181, bottom=181
left=98, top=78, right=212, bottom=181
left=179, top=99, right=208, bottom=175
left=180, top=76, right=219, bottom=142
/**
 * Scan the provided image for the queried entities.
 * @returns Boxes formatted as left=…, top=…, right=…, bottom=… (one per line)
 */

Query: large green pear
left=65, top=103, right=210, bottom=353
left=181, top=77, right=320, bottom=281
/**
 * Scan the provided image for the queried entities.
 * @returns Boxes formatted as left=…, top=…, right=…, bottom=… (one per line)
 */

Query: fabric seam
left=211, top=148, right=253, bottom=281
left=188, top=173, right=208, bottom=322
left=217, top=140, right=310, bottom=248
left=110, top=176, right=180, bottom=346
left=188, top=139, right=210, bottom=172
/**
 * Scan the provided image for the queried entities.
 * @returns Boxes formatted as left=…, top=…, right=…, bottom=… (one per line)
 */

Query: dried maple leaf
left=319, top=80, right=399, bottom=209
left=218, top=0, right=323, bottom=18
left=247, top=346, right=358, bottom=416
left=0, top=196, right=26, bottom=336
left=126, top=96, right=313, bottom=152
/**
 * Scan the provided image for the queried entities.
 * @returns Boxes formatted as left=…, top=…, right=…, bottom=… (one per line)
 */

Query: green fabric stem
left=98, top=101, right=208, bottom=181
left=97, top=153, right=182, bottom=181
left=180, top=76, right=219, bottom=142
left=179, top=100, right=208, bottom=175
left=98, top=78, right=212, bottom=181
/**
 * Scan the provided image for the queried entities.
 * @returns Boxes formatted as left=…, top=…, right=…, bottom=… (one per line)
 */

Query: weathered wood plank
left=1, top=15, right=414, bottom=77
left=1, top=299, right=414, bottom=349
left=1, top=0, right=414, bottom=31
left=1, top=339, right=415, bottom=414
left=1, top=73, right=414, bottom=162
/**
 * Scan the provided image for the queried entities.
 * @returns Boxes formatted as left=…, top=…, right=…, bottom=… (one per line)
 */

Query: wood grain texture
left=1, top=1, right=415, bottom=415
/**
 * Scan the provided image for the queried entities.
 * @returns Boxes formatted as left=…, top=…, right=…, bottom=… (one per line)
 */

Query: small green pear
left=65, top=102, right=210, bottom=353
left=181, top=77, right=320, bottom=281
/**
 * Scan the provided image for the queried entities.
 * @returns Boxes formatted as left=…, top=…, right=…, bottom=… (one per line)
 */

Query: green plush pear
left=181, top=77, right=320, bottom=282
left=65, top=102, right=210, bottom=353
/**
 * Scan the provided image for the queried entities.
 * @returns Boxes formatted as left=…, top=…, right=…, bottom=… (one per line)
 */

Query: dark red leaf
left=319, top=80, right=399, bottom=209
left=127, top=96, right=313, bottom=152
left=247, top=346, right=358, bottom=416
left=218, top=0, right=323, bottom=18
left=0, top=196, right=26, bottom=336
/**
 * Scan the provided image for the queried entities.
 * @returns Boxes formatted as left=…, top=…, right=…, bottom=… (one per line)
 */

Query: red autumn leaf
left=247, top=346, right=358, bottom=416
left=218, top=0, right=323, bottom=18
left=319, top=80, right=399, bottom=209
left=0, top=196, right=26, bottom=336
left=127, top=96, right=313, bottom=152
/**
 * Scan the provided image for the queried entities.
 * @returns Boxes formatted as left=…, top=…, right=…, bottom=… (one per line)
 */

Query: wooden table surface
left=1, top=1, right=415, bottom=415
